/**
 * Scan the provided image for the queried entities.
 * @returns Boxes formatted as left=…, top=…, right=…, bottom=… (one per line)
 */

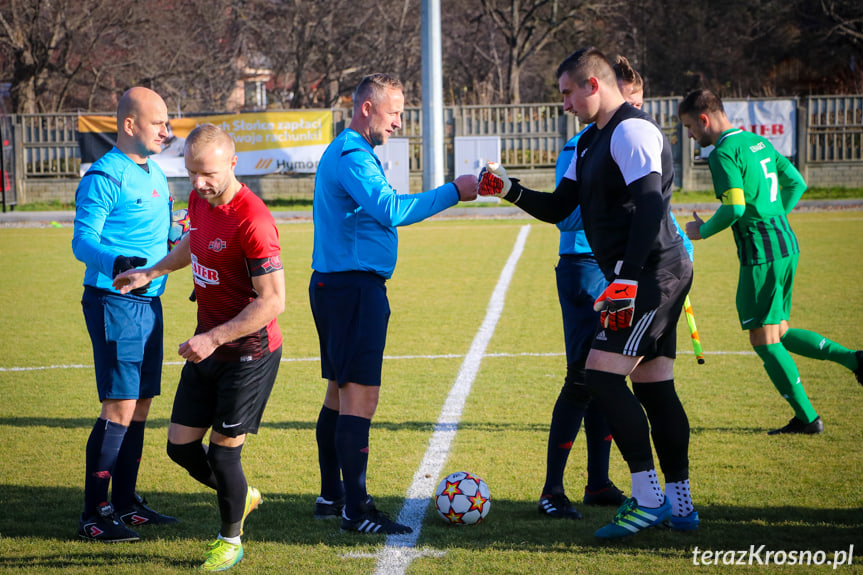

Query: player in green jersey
left=678, top=89, right=862, bottom=435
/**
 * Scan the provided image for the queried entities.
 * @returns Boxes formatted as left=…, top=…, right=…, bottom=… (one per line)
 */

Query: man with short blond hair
left=114, top=122, right=285, bottom=570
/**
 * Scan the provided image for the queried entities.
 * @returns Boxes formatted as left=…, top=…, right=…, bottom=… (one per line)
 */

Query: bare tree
left=246, top=0, right=422, bottom=109
left=818, top=0, right=863, bottom=45
left=146, top=0, right=252, bottom=113
left=2, top=0, right=863, bottom=113
left=442, top=2, right=504, bottom=105
left=0, top=0, right=254, bottom=113
left=0, top=0, right=144, bottom=113
left=794, top=0, right=863, bottom=92
left=250, top=0, right=482, bottom=109
left=476, top=0, right=597, bottom=103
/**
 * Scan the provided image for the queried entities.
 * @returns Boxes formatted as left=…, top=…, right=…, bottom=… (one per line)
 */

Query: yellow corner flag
left=684, top=295, right=704, bottom=364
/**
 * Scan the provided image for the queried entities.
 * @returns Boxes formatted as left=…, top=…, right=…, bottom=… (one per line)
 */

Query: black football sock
left=83, top=418, right=127, bottom=517
left=632, top=379, right=690, bottom=483
left=167, top=439, right=218, bottom=489
left=336, top=415, right=371, bottom=518
left=208, top=443, right=247, bottom=539
left=584, top=369, right=654, bottom=473
left=583, top=401, right=613, bottom=491
left=542, top=390, right=586, bottom=496
left=316, top=405, right=343, bottom=500
left=112, top=419, right=145, bottom=510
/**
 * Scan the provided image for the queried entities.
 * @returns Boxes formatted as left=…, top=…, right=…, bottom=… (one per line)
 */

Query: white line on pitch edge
left=0, top=351, right=756, bottom=373
left=372, top=224, right=532, bottom=575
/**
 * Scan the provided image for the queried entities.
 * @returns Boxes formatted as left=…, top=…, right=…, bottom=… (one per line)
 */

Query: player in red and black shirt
left=114, top=123, right=284, bottom=571
left=186, top=167, right=283, bottom=364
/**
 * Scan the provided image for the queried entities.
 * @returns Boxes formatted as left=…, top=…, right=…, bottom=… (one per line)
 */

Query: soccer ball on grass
left=433, top=471, right=491, bottom=525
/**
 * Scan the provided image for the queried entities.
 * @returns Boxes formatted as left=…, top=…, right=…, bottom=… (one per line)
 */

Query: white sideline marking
left=372, top=224, right=532, bottom=575
left=342, top=547, right=446, bottom=561
left=0, top=351, right=755, bottom=373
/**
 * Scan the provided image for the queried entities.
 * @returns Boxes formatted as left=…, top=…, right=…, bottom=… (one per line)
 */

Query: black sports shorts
left=170, top=346, right=281, bottom=437
left=309, top=270, right=390, bottom=387
left=591, top=256, right=692, bottom=360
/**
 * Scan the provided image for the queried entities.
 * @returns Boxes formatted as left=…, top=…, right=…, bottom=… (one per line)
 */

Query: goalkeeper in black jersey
left=478, top=47, right=696, bottom=538
left=678, top=89, right=863, bottom=435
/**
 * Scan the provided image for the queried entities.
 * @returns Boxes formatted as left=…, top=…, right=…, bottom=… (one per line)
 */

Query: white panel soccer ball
left=168, top=208, right=190, bottom=251
left=433, top=471, right=491, bottom=525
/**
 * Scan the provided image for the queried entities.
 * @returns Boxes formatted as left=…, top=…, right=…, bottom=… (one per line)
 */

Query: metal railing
left=336, top=103, right=577, bottom=173
left=20, top=113, right=82, bottom=177
left=11, top=95, right=863, bottom=181
left=807, top=96, right=863, bottom=162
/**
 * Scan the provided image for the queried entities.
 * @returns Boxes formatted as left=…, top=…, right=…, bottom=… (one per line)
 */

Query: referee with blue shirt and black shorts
left=309, top=73, right=478, bottom=535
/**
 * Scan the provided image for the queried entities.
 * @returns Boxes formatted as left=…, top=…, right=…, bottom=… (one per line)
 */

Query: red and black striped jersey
left=188, top=184, right=282, bottom=361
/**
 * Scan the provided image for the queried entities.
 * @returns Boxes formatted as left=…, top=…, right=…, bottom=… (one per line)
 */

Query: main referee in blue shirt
left=309, top=73, right=477, bottom=535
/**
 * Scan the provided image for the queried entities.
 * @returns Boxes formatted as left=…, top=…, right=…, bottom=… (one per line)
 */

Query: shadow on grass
left=1, top=485, right=859, bottom=558
left=0, top=485, right=424, bottom=545
left=0, top=550, right=193, bottom=571
left=0, top=417, right=172, bottom=429
left=437, top=498, right=863, bottom=553
left=0, top=417, right=548, bottom=434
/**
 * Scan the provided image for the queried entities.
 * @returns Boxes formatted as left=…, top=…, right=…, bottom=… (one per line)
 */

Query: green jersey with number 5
left=709, top=128, right=806, bottom=266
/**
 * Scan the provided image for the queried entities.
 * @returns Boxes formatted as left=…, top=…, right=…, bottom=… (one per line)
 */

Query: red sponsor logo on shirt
left=209, top=238, right=227, bottom=252
left=152, top=189, right=160, bottom=197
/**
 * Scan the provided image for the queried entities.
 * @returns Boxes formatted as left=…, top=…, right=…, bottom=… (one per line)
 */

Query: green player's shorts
left=735, top=253, right=798, bottom=330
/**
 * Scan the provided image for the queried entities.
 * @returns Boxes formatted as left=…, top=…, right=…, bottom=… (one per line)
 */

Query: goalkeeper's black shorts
left=589, top=256, right=692, bottom=360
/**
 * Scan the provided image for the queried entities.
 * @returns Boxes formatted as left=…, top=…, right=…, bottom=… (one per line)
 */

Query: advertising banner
left=698, top=99, right=797, bottom=158
left=78, top=110, right=332, bottom=177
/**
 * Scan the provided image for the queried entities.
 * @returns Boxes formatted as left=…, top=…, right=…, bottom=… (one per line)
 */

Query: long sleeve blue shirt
left=554, top=130, right=593, bottom=256
left=72, top=147, right=171, bottom=295
left=311, top=129, right=459, bottom=279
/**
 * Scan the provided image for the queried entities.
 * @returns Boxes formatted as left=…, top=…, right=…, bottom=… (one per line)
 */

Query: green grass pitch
left=0, top=212, right=860, bottom=574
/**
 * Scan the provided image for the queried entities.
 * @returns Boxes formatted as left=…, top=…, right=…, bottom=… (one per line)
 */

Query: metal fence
left=19, top=113, right=81, bottom=177
left=807, top=96, right=863, bottom=162
left=335, top=102, right=577, bottom=174
left=10, top=95, right=863, bottom=182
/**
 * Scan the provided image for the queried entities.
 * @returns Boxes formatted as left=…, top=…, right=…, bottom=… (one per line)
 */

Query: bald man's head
left=116, top=87, right=168, bottom=161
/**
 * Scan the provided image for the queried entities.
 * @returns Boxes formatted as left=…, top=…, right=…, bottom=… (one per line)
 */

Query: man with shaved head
left=113, top=123, right=285, bottom=571
left=73, top=86, right=177, bottom=542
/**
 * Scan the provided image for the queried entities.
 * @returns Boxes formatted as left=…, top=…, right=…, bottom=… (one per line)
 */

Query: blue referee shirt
left=555, top=130, right=592, bottom=256
left=72, top=147, right=171, bottom=296
left=312, top=128, right=459, bottom=279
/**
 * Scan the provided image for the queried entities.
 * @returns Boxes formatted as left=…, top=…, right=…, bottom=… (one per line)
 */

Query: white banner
left=698, top=99, right=797, bottom=158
